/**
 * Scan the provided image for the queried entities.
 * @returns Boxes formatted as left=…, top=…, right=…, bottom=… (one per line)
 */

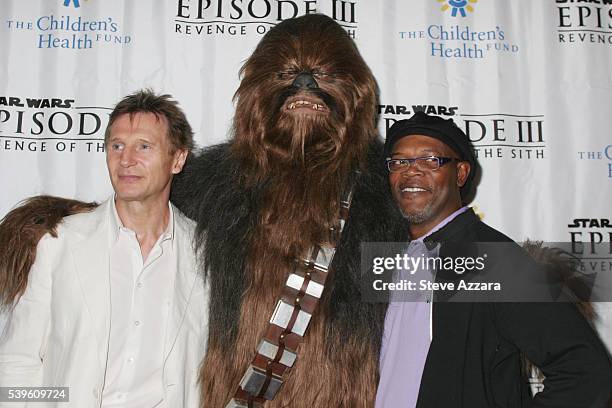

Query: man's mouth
left=398, top=183, right=430, bottom=195
left=401, top=187, right=427, bottom=193
left=118, top=175, right=142, bottom=182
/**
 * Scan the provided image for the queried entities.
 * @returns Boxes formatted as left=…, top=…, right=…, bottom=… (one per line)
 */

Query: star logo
left=63, top=0, right=89, bottom=8
left=437, top=0, right=478, bottom=17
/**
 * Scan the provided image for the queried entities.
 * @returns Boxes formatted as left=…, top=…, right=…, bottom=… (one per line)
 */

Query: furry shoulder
left=57, top=200, right=108, bottom=237
left=171, top=143, right=247, bottom=222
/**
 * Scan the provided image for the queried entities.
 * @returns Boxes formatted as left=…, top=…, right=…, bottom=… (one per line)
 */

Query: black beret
left=384, top=112, right=478, bottom=199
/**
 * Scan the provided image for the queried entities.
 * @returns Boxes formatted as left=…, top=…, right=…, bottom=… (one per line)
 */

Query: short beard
left=401, top=203, right=435, bottom=225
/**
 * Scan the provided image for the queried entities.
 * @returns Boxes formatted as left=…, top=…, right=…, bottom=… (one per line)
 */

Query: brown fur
left=201, top=252, right=380, bottom=407
left=230, top=14, right=376, bottom=259
left=521, top=240, right=596, bottom=385
left=0, top=196, right=97, bottom=308
left=200, top=14, right=379, bottom=407
left=522, top=240, right=594, bottom=320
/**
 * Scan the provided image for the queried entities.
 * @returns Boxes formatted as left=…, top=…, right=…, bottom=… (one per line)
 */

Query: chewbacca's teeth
left=286, top=100, right=326, bottom=111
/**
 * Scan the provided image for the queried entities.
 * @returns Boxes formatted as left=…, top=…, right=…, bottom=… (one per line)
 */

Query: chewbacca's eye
left=312, top=70, right=336, bottom=80
left=277, top=71, right=299, bottom=80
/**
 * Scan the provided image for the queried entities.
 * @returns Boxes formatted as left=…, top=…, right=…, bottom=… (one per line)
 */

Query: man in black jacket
left=376, top=112, right=612, bottom=407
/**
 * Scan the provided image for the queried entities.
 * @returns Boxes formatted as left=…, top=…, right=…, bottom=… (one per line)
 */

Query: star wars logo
left=379, top=104, right=458, bottom=119
left=556, top=0, right=612, bottom=45
left=568, top=218, right=612, bottom=276
left=382, top=106, right=546, bottom=160
left=174, top=0, right=358, bottom=38
left=0, top=96, right=109, bottom=154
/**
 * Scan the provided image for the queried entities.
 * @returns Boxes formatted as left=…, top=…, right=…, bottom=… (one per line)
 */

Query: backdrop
left=1, top=0, right=611, bottom=352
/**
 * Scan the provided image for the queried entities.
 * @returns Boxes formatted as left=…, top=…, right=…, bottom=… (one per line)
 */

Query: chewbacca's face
left=278, top=71, right=334, bottom=116
left=266, top=67, right=343, bottom=155
left=232, top=14, right=378, bottom=173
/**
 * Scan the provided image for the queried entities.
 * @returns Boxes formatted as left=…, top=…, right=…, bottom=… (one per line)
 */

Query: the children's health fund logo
left=398, top=0, right=518, bottom=59
left=3, top=0, right=129, bottom=50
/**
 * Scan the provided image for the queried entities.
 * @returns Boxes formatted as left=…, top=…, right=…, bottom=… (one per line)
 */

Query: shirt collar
left=109, top=197, right=174, bottom=243
left=414, top=206, right=469, bottom=243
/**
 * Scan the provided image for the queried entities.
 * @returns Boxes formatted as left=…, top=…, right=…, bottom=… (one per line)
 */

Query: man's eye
left=111, top=143, right=123, bottom=151
left=140, top=144, right=151, bottom=150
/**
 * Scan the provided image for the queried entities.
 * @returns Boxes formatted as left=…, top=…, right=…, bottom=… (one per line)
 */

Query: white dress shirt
left=102, top=199, right=177, bottom=407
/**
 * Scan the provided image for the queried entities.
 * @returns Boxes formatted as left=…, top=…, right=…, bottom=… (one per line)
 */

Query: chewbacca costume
left=1, top=14, right=607, bottom=408
left=169, top=15, right=408, bottom=407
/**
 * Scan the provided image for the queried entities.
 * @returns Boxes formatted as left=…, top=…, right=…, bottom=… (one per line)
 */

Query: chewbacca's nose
left=292, top=72, right=319, bottom=90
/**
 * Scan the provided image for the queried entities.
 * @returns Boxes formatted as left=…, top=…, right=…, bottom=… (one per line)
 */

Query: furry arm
left=0, top=196, right=97, bottom=307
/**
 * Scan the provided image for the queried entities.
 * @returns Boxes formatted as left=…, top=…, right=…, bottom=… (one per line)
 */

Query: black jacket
left=416, top=209, right=612, bottom=408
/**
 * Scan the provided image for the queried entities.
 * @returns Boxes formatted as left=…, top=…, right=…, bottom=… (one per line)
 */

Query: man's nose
left=400, top=162, right=424, bottom=176
left=292, top=72, right=319, bottom=90
left=119, top=147, right=136, bottom=167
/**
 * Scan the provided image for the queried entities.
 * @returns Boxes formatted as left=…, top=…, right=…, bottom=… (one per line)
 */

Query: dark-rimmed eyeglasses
left=385, top=156, right=459, bottom=172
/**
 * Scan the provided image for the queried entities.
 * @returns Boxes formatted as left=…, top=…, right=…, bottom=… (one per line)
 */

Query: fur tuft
left=0, top=196, right=97, bottom=307
left=522, top=240, right=594, bottom=320
left=521, top=240, right=596, bottom=386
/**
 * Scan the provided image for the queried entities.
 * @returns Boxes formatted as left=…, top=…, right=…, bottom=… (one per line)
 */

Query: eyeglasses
left=385, top=156, right=459, bottom=172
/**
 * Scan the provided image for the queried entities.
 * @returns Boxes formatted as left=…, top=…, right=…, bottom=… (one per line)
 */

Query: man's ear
left=172, top=149, right=188, bottom=174
left=456, top=161, right=471, bottom=188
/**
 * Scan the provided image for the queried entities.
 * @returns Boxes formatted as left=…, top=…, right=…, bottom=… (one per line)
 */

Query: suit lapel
left=71, top=201, right=112, bottom=371
left=163, top=215, right=197, bottom=363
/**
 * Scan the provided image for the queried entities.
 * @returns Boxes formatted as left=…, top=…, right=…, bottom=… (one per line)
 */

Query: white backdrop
left=1, top=0, right=611, bottom=349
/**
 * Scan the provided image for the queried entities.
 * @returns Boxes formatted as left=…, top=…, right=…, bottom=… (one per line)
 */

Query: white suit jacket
left=0, top=198, right=209, bottom=408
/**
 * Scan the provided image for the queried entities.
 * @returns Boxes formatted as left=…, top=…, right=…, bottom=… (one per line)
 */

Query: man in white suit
left=0, top=89, right=209, bottom=407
